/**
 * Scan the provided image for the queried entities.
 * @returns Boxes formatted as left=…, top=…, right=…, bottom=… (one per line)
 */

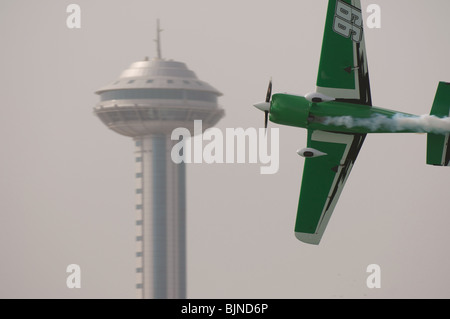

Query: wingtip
left=294, top=232, right=322, bottom=245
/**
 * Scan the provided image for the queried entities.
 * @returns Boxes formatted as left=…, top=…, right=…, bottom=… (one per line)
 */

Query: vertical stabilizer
left=427, top=82, right=450, bottom=166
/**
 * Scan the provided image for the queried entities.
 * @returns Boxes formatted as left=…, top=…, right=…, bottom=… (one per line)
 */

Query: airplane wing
left=316, top=0, right=372, bottom=106
left=295, top=130, right=366, bottom=244
left=295, top=0, right=372, bottom=244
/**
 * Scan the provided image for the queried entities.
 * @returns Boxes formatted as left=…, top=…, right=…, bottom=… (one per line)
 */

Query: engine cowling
left=269, top=94, right=310, bottom=129
left=297, top=148, right=327, bottom=158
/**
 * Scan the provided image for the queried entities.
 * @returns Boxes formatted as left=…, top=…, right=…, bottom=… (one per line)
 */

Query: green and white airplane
left=254, top=0, right=450, bottom=245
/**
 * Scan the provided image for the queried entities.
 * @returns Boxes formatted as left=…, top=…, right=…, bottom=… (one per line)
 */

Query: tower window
left=100, top=89, right=216, bottom=103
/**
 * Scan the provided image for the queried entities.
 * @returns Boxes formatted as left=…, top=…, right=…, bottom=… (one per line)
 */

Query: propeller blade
left=265, top=79, right=272, bottom=103
left=264, top=110, right=268, bottom=130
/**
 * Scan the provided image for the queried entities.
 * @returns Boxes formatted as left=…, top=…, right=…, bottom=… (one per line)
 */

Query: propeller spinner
left=253, top=79, right=272, bottom=130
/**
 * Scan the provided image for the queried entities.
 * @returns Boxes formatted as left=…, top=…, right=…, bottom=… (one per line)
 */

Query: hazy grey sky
left=1, top=0, right=450, bottom=298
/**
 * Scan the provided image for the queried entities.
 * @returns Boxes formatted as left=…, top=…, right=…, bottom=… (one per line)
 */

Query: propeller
left=264, top=79, right=272, bottom=129
left=254, top=79, right=272, bottom=131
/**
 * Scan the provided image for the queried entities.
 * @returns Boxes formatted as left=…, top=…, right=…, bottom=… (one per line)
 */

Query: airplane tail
left=427, top=82, right=450, bottom=166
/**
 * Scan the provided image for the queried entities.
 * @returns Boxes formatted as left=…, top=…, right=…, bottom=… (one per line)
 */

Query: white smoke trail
left=322, top=114, right=450, bottom=135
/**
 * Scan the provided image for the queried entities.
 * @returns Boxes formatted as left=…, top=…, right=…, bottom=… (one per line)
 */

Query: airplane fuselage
left=269, top=93, right=418, bottom=134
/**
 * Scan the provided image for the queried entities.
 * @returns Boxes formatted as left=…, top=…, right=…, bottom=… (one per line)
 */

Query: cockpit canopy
left=305, top=92, right=335, bottom=103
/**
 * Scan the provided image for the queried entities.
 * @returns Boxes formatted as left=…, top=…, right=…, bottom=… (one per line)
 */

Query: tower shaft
left=134, top=134, right=186, bottom=299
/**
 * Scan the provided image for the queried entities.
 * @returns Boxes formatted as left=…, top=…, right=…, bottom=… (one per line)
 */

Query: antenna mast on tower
left=155, top=19, right=163, bottom=59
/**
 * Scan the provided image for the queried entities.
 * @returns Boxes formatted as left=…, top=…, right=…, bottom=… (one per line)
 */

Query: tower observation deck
left=93, top=22, right=224, bottom=299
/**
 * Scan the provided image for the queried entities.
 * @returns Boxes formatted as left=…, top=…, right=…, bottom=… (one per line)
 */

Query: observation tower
left=93, top=21, right=224, bottom=298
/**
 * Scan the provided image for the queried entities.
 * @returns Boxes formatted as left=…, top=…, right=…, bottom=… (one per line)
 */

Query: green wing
left=294, top=0, right=372, bottom=244
left=316, top=0, right=372, bottom=106
left=295, top=130, right=366, bottom=244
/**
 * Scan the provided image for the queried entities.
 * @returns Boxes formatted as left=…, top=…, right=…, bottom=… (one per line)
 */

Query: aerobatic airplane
left=253, top=0, right=450, bottom=245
